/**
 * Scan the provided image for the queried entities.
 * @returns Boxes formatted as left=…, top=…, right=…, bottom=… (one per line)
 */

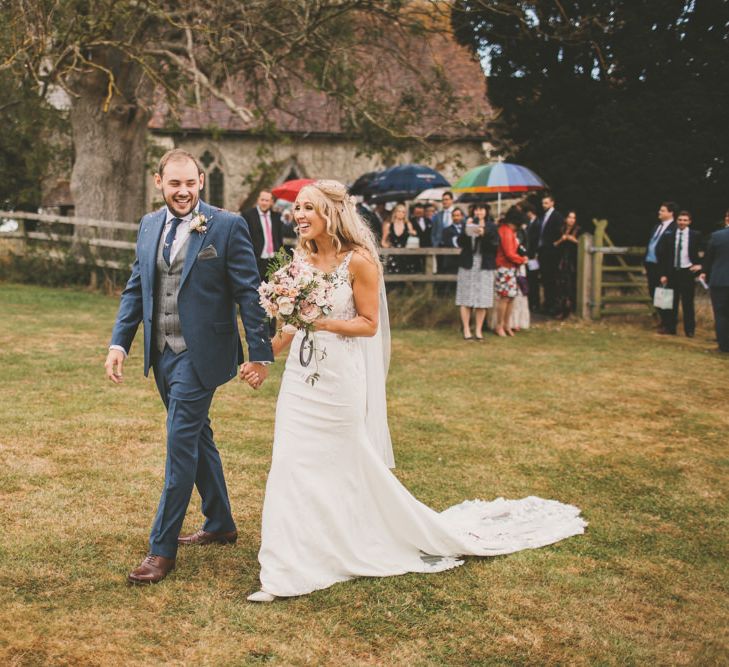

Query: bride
left=243, top=180, right=586, bottom=602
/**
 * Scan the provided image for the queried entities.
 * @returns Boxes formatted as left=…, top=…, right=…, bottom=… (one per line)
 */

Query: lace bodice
left=297, top=250, right=356, bottom=321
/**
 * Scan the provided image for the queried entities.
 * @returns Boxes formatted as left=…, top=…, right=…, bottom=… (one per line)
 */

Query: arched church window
left=199, top=150, right=224, bottom=208
left=208, top=167, right=224, bottom=208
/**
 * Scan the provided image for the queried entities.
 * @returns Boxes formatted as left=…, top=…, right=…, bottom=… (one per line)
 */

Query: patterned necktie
left=264, top=211, right=274, bottom=255
left=163, top=217, right=183, bottom=267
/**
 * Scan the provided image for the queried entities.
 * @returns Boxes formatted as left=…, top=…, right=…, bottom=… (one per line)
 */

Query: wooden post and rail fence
left=0, top=211, right=652, bottom=320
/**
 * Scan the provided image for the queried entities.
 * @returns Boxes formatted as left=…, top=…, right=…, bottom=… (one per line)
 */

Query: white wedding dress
left=255, top=252, right=586, bottom=598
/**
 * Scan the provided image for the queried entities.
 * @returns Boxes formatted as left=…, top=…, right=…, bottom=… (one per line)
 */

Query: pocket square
left=197, top=244, right=218, bottom=260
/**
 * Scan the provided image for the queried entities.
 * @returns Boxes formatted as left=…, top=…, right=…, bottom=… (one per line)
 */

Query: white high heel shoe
left=247, top=590, right=276, bottom=603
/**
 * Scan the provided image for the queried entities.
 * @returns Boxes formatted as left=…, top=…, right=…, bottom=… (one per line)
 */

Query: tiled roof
left=149, top=32, right=489, bottom=140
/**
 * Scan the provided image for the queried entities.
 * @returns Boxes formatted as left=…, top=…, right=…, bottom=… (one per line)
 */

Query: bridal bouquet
left=258, top=249, right=335, bottom=383
left=258, top=249, right=335, bottom=333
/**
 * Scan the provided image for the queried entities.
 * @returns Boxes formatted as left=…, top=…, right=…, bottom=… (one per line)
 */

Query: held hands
left=240, top=362, right=269, bottom=390
left=104, top=349, right=126, bottom=384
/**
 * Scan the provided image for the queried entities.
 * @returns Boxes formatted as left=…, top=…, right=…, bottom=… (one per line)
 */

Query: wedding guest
left=424, top=203, right=437, bottom=225
left=455, top=204, right=499, bottom=340
left=523, top=202, right=541, bottom=312
left=243, top=190, right=284, bottom=282
left=440, top=206, right=465, bottom=274
left=431, top=191, right=455, bottom=248
left=489, top=209, right=530, bottom=332
left=535, top=193, right=564, bottom=316
left=357, top=200, right=383, bottom=243
left=658, top=210, right=703, bottom=337
left=494, top=207, right=528, bottom=336
left=700, top=209, right=729, bottom=352
left=381, top=203, right=413, bottom=273
left=554, top=210, right=582, bottom=319
left=281, top=207, right=295, bottom=239
left=409, top=203, right=432, bottom=247
left=512, top=207, right=531, bottom=330
left=644, top=201, right=678, bottom=333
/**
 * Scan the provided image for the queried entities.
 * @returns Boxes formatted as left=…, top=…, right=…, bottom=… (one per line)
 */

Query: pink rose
left=299, top=301, right=321, bottom=323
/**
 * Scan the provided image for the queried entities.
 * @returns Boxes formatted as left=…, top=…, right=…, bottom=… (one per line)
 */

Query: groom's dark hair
left=157, top=149, right=203, bottom=177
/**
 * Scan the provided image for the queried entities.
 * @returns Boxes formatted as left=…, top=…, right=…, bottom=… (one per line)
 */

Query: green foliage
left=264, top=247, right=293, bottom=280
left=0, top=245, right=93, bottom=287
left=0, top=74, right=70, bottom=211
left=452, top=0, right=729, bottom=243
left=0, top=229, right=133, bottom=292
left=385, top=284, right=458, bottom=328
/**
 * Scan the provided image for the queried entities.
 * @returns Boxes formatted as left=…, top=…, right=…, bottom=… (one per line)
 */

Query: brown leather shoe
left=178, top=529, right=238, bottom=546
left=127, top=554, right=175, bottom=585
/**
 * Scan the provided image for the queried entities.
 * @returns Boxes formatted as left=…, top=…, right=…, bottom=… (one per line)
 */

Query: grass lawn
left=0, top=283, right=727, bottom=666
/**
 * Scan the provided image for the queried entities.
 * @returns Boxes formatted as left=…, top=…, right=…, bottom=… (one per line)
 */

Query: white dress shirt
left=442, top=207, right=453, bottom=227
left=109, top=204, right=198, bottom=357
left=258, top=206, right=274, bottom=259
left=163, top=204, right=198, bottom=264
left=674, top=228, right=691, bottom=268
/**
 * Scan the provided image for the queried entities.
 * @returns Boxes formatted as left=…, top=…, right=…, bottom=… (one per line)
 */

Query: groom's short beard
left=164, top=190, right=199, bottom=218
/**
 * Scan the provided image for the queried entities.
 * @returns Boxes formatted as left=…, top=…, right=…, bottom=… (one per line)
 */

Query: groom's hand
left=240, top=361, right=268, bottom=390
left=104, top=349, right=126, bottom=384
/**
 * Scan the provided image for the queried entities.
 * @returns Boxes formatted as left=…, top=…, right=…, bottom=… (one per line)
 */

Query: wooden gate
left=577, top=219, right=651, bottom=320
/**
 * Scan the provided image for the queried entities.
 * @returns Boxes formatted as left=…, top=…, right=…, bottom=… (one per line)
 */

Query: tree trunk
left=69, top=60, right=151, bottom=235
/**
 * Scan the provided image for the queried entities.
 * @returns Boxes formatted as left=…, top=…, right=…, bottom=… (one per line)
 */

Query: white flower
left=190, top=213, right=208, bottom=234
left=278, top=297, right=294, bottom=316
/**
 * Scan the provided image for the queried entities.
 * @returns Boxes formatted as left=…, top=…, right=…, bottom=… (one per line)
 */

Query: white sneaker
left=247, top=590, right=276, bottom=603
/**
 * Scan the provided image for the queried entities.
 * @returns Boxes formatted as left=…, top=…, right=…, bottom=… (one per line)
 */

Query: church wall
left=146, top=133, right=487, bottom=212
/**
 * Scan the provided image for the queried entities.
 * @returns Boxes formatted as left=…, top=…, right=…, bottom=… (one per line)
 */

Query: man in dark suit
left=409, top=203, right=432, bottom=247
left=644, top=201, right=678, bottom=332
left=658, top=210, right=703, bottom=337
left=105, top=149, right=273, bottom=584
left=440, top=206, right=465, bottom=273
left=700, top=210, right=729, bottom=352
left=523, top=203, right=541, bottom=312
left=243, top=190, right=284, bottom=282
left=535, top=193, right=564, bottom=315
left=431, top=191, right=455, bottom=249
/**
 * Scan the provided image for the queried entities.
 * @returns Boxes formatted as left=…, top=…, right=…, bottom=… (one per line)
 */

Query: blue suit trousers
left=149, top=347, right=236, bottom=558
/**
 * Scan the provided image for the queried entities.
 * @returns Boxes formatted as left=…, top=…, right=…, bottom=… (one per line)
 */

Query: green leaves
left=452, top=0, right=729, bottom=242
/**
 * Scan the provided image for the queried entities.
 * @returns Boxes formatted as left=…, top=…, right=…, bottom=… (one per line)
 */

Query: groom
left=104, top=149, right=273, bottom=584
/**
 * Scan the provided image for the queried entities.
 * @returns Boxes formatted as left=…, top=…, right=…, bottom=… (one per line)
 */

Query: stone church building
left=43, top=31, right=491, bottom=215
left=145, top=32, right=491, bottom=212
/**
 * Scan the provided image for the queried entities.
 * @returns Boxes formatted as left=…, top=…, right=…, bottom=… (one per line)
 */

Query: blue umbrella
left=367, top=164, right=450, bottom=203
left=348, top=171, right=381, bottom=196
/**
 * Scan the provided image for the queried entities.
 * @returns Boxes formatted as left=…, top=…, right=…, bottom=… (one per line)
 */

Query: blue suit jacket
left=110, top=201, right=274, bottom=389
left=431, top=209, right=453, bottom=248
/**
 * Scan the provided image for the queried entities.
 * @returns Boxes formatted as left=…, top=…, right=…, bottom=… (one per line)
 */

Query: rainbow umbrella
left=452, top=162, right=547, bottom=213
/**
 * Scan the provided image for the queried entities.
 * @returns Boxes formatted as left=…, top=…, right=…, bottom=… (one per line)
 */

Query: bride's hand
left=240, top=361, right=268, bottom=389
left=313, top=319, right=332, bottom=332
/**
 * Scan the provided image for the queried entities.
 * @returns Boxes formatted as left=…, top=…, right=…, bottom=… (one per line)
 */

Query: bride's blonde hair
left=296, top=180, right=382, bottom=274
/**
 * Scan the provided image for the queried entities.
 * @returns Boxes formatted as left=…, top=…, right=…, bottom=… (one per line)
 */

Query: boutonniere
left=190, top=212, right=209, bottom=234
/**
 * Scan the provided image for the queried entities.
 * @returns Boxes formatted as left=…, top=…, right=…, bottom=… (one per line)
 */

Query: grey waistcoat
left=153, top=233, right=191, bottom=354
